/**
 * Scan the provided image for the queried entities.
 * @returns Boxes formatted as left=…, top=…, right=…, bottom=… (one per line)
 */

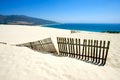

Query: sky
left=0, top=0, right=120, bottom=23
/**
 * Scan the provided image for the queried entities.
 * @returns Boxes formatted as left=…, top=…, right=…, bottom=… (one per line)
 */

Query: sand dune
left=0, top=25, right=120, bottom=80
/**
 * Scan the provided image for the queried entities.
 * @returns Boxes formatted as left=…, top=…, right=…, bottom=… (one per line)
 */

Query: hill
left=0, top=15, right=57, bottom=25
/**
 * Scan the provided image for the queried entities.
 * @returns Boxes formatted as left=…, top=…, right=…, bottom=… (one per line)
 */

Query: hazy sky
left=0, top=0, right=120, bottom=23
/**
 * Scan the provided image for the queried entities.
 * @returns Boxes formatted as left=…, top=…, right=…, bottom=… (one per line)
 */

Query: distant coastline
left=0, top=15, right=57, bottom=25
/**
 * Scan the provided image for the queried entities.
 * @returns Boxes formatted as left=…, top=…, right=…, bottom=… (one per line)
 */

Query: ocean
left=43, top=23, right=120, bottom=32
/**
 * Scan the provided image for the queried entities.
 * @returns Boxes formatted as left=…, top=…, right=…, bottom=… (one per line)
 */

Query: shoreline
left=42, top=23, right=120, bottom=33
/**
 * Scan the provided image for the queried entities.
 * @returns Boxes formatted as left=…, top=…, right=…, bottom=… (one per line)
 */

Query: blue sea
left=43, top=23, right=120, bottom=32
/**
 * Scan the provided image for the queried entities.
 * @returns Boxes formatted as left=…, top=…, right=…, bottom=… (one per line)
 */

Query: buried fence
left=16, top=38, right=57, bottom=54
left=0, top=42, right=7, bottom=45
left=57, top=37, right=110, bottom=66
left=16, top=37, right=110, bottom=66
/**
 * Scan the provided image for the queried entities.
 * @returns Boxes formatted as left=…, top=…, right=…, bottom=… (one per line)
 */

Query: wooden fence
left=16, top=37, right=110, bottom=66
left=57, top=37, right=110, bottom=66
left=0, top=42, right=7, bottom=45
left=16, top=38, right=57, bottom=54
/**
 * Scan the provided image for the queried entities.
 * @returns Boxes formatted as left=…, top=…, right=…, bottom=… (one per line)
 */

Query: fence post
left=78, top=39, right=81, bottom=59
left=87, top=40, right=90, bottom=61
left=75, top=38, right=78, bottom=58
left=84, top=39, right=87, bottom=61
left=97, top=40, right=102, bottom=65
left=95, top=40, right=98, bottom=64
left=99, top=41, right=106, bottom=65
left=102, top=41, right=110, bottom=66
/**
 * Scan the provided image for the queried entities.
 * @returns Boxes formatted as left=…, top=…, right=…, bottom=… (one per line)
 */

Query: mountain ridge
left=0, top=15, right=58, bottom=25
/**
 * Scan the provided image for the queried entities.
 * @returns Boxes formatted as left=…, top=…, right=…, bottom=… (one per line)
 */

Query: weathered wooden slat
left=97, top=40, right=102, bottom=65
left=90, top=40, right=93, bottom=62
left=64, top=38, right=67, bottom=56
left=40, top=42, right=44, bottom=51
left=81, top=39, right=85, bottom=60
left=60, top=38, right=63, bottom=55
left=30, top=42, right=33, bottom=49
left=70, top=38, right=72, bottom=57
left=75, top=39, right=78, bottom=58
left=61, top=38, right=64, bottom=54
left=102, top=41, right=110, bottom=66
left=59, top=38, right=62, bottom=55
left=65, top=38, right=68, bottom=56
left=92, top=40, right=96, bottom=63
left=84, top=39, right=87, bottom=61
left=94, top=40, right=98, bottom=64
left=61, top=38, right=64, bottom=55
left=87, top=40, right=90, bottom=61
left=71, top=38, right=75, bottom=57
left=78, top=39, right=81, bottom=59
left=99, top=41, right=106, bottom=65
left=63, top=38, right=66, bottom=56
left=57, top=37, right=61, bottom=55
left=67, top=38, right=70, bottom=57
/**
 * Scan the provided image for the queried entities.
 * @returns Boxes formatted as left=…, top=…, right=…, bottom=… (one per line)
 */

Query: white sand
left=0, top=25, right=120, bottom=80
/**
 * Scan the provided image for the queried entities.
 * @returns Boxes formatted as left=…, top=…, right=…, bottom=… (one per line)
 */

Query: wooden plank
left=68, top=38, right=71, bottom=57
left=62, top=38, right=65, bottom=55
left=69, top=38, right=72, bottom=57
left=70, top=38, right=73, bottom=57
left=81, top=39, right=85, bottom=60
left=92, top=40, right=96, bottom=63
left=30, top=42, right=34, bottom=49
left=59, top=38, right=63, bottom=55
left=75, top=39, right=78, bottom=58
left=35, top=41, right=39, bottom=51
left=66, top=38, right=69, bottom=56
left=60, top=38, right=63, bottom=55
left=61, top=38, right=63, bottom=55
left=90, top=40, right=93, bottom=62
left=41, top=40, right=45, bottom=52
left=57, top=37, right=61, bottom=55
left=42, top=41, right=47, bottom=52
left=95, top=40, right=98, bottom=64
left=33, top=42, right=37, bottom=50
left=84, top=39, right=87, bottom=61
left=46, top=39, right=49, bottom=51
left=30, top=42, right=33, bottom=49
left=71, top=38, right=74, bottom=57
left=102, top=41, right=110, bottom=65
left=40, top=40, right=45, bottom=51
left=87, top=40, right=90, bottom=61
left=63, top=38, right=66, bottom=55
left=64, top=38, right=68, bottom=56
left=99, top=41, right=106, bottom=66
left=59, top=38, right=62, bottom=54
left=71, top=38, right=75, bottom=57
left=39, top=38, right=56, bottom=53
left=78, top=39, right=81, bottom=59
left=38, top=41, right=42, bottom=51
left=62, top=38, right=65, bottom=56
left=0, top=42, right=7, bottom=45
left=97, top=40, right=102, bottom=65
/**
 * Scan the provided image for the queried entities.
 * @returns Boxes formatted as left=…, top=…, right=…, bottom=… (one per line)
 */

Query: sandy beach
left=0, top=24, right=120, bottom=80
